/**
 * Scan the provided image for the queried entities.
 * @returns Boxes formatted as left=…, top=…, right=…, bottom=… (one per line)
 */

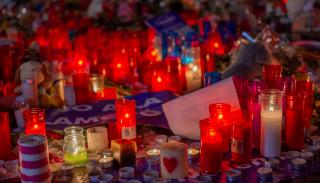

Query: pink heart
left=163, top=157, right=178, bottom=173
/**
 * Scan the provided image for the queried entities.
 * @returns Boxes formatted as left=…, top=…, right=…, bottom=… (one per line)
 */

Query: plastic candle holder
left=116, top=99, right=136, bottom=140
left=262, top=64, right=282, bottom=90
left=72, top=73, right=90, bottom=104
left=23, top=108, right=46, bottom=136
left=89, top=74, right=105, bottom=93
left=63, top=134, right=88, bottom=166
left=209, top=103, right=231, bottom=152
left=260, top=89, right=283, bottom=158
left=285, top=93, right=305, bottom=150
left=199, top=118, right=223, bottom=174
left=0, top=112, right=12, bottom=160
left=231, top=111, right=252, bottom=164
left=247, top=79, right=265, bottom=149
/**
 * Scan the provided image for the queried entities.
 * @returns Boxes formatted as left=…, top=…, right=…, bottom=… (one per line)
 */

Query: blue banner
left=46, top=91, right=177, bottom=130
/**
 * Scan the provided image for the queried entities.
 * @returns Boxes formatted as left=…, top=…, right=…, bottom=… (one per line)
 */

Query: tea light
left=55, top=170, right=72, bottom=183
left=310, top=136, right=320, bottom=146
left=145, top=148, right=160, bottom=166
left=86, top=126, right=108, bottom=153
left=226, top=169, right=242, bottom=182
left=160, top=141, right=188, bottom=180
left=285, top=151, right=300, bottom=159
left=291, top=158, right=306, bottom=171
left=89, top=168, right=100, bottom=182
left=168, top=135, right=181, bottom=142
left=143, top=170, right=159, bottom=182
left=304, top=145, right=320, bottom=161
left=300, top=152, right=314, bottom=164
left=119, top=166, right=135, bottom=179
left=98, top=174, right=113, bottom=183
left=111, top=139, right=137, bottom=167
left=265, top=159, right=280, bottom=169
left=155, top=135, right=168, bottom=144
left=196, top=175, right=212, bottom=183
left=188, top=148, right=200, bottom=160
left=257, top=167, right=273, bottom=181
left=4, top=160, right=18, bottom=173
left=99, top=156, right=113, bottom=169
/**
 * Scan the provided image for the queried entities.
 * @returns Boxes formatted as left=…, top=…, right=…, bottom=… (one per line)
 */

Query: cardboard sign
left=46, top=91, right=176, bottom=130
left=162, top=77, right=240, bottom=140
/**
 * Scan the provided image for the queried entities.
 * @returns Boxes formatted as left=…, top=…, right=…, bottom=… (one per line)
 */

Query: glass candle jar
left=260, top=89, right=283, bottom=158
left=116, top=99, right=136, bottom=140
left=262, top=64, right=282, bottom=90
left=247, top=80, right=265, bottom=149
left=199, top=118, right=223, bottom=174
left=231, top=111, right=252, bottom=164
left=23, top=108, right=46, bottom=136
left=64, top=126, right=84, bottom=136
left=285, top=94, right=304, bottom=150
left=90, top=74, right=105, bottom=93
left=63, top=134, right=88, bottom=166
left=209, top=103, right=231, bottom=152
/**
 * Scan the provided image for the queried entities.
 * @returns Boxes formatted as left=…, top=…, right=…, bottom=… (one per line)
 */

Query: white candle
left=260, top=109, right=282, bottom=158
left=185, top=63, right=202, bottom=92
left=160, top=141, right=188, bottom=180
left=87, top=126, right=108, bottom=153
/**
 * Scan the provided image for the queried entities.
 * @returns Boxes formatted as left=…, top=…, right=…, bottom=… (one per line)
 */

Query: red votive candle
left=23, top=108, right=46, bottom=136
left=0, top=112, right=12, bottom=160
left=209, top=103, right=231, bottom=152
left=112, top=48, right=129, bottom=83
left=72, top=73, right=90, bottom=104
left=296, top=79, right=314, bottom=129
left=247, top=80, right=265, bottom=149
left=116, top=99, right=136, bottom=140
left=231, top=111, right=252, bottom=164
left=151, top=63, right=168, bottom=92
left=262, top=64, right=282, bottom=89
left=200, top=118, right=223, bottom=174
left=285, top=93, right=305, bottom=150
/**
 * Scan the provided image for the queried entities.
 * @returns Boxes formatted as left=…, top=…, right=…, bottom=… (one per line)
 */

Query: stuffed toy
left=222, top=42, right=271, bottom=80
left=14, top=49, right=63, bottom=108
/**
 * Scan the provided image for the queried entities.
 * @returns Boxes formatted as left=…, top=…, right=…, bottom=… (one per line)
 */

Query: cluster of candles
left=198, top=64, right=315, bottom=174
left=0, top=20, right=225, bottom=103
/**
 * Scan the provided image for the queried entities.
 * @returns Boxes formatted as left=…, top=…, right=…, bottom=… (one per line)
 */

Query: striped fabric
left=18, top=135, right=51, bottom=183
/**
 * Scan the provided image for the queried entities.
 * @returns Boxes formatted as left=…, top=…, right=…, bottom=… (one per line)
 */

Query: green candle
left=64, top=150, right=88, bottom=166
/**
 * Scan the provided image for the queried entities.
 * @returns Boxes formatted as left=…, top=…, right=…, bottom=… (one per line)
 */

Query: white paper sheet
left=162, top=77, right=240, bottom=140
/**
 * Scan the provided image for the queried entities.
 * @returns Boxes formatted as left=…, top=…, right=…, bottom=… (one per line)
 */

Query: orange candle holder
left=23, top=108, right=46, bottom=136
left=209, top=103, right=231, bottom=152
left=116, top=99, right=136, bottom=140
left=199, top=118, right=223, bottom=174
left=231, top=111, right=252, bottom=164
left=0, top=112, right=12, bottom=160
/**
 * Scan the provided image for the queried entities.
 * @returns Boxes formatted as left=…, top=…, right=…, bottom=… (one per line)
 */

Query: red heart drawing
left=163, top=157, right=178, bottom=173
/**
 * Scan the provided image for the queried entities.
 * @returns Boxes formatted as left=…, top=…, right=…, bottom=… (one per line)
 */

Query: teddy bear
left=14, top=48, right=63, bottom=108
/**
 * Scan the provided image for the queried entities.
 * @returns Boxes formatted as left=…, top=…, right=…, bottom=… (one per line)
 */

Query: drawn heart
left=163, top=157, right=178, bottom=173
